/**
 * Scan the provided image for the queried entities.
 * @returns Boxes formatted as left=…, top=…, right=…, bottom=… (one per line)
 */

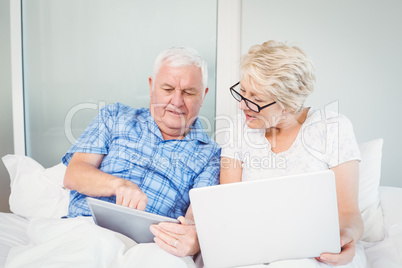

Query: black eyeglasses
left=230, top=82, right=276, bottom=113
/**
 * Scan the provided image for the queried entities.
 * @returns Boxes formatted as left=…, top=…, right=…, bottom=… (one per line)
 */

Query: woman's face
left=238, top=79, right=285, bottom=129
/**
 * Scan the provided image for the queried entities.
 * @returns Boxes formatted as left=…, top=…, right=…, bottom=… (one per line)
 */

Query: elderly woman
left=220, top=41, right=366, bottom=267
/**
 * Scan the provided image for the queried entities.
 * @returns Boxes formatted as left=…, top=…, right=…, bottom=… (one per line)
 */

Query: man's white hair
left=152, top=46, right=208, bottom=91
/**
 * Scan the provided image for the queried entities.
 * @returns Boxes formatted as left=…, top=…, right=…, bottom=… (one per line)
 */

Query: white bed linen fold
left=5, top=216, right=196, bottom=268
left=226, top=244, right=367, bottom=268
left=0, top=213, right=29, bottom=268
left=361, top=224, right=402, bottom=268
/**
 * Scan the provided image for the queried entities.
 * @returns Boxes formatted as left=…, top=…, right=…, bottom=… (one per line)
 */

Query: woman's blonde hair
left=240, top=40, right=316, bottom=114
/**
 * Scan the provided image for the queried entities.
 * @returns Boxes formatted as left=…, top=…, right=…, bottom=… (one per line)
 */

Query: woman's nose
left=239, top=99, right=248, bottom=110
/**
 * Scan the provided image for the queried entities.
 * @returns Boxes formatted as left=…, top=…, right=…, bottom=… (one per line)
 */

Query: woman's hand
left=315, top=227, right=356, bottom=266
left=150, top=216, right=200, bottom=257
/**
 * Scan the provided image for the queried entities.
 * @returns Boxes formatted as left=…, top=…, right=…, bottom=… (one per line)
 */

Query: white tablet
left=86, top=197, right=179, bottom=243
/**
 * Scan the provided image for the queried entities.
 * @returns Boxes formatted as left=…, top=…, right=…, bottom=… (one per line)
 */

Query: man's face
left=149, top=63, right=208, bottom=140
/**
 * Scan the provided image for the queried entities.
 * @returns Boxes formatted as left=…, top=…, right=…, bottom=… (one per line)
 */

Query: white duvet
left=4, top=216, right=402, bottom=268
left=5, top=217, right=196, bottom=268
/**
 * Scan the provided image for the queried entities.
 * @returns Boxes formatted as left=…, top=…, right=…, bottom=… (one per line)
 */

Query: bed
left=0, top=138, right=401, bottom=267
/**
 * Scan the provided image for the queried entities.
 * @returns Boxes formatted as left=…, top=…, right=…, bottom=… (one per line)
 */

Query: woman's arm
left=318, top=160, right=364, bottom=265
left=219, top=156, right=243, bottom=184
left=332, top=160, right=364, bottom=242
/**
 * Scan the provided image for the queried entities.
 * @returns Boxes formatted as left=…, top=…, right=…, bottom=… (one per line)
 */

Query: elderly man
left=62, top=46, right=221, bottom=257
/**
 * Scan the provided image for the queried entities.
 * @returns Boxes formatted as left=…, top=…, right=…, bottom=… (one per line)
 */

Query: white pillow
left=2, top=154, right=70, bottom=219
left=358, top=138, right=385, bottom=242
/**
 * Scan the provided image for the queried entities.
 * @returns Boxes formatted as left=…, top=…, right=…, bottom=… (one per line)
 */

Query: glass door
left=22, top=0, right=218, bottom=167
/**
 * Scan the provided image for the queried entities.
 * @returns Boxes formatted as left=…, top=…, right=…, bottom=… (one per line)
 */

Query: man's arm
left=149, top=152, right=222, bottom=257
left=64, top=152, right=148, bottom=210
left=150, top=205, right=199, bottom=257
left=149, top=145, right=221, bottom=257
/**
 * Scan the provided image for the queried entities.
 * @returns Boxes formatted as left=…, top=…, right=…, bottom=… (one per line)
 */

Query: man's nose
left=171, top=90, right=184, bottom=107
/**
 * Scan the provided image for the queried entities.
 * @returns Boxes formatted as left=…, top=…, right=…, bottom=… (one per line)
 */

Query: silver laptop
left=86, top=197, right=179, bottom=243
left=189, top=170, right=340, bottom=268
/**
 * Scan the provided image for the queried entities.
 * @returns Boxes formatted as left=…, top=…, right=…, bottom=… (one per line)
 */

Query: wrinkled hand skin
left=115, top=180, right=148, bottom=211
left=150, top=216, right=200, bottom=257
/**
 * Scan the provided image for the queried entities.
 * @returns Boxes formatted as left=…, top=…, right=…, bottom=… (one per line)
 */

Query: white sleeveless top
left=220, top=107, right=360, bottom=181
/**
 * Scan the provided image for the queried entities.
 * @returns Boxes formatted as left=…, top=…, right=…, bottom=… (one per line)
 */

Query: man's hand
left=315, top=227, right=356, bottom=266
left=114, top=179, right=148, bottom=211
left=150, top=216, right=200, bottom=257
left=64, top=152, right=148, bottom=210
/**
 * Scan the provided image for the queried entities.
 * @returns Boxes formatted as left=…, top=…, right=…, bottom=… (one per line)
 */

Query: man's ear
left=201, top=87, right=209, bottom=104
left=148, top=77, right=153, bottom=95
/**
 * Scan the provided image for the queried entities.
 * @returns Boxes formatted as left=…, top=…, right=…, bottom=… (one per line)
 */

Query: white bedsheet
left=4, top=216, right=196, bottom=268
left=361, top=224, right=402, bottom=268
left=0, top=213, right=29, bottom=268
left=1, top=213, right=401, bottom=268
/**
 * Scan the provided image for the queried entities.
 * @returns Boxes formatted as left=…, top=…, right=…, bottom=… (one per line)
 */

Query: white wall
left=241, top=0, right=402, bottom=187
left=0, top=0, right=13, bottom=212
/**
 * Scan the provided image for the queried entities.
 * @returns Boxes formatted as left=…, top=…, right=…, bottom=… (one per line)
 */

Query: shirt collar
left=184, top=117, right=210, bottom=144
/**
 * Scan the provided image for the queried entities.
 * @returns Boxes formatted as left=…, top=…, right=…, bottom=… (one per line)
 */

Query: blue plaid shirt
left=62, top=103, right=221, bottom=219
